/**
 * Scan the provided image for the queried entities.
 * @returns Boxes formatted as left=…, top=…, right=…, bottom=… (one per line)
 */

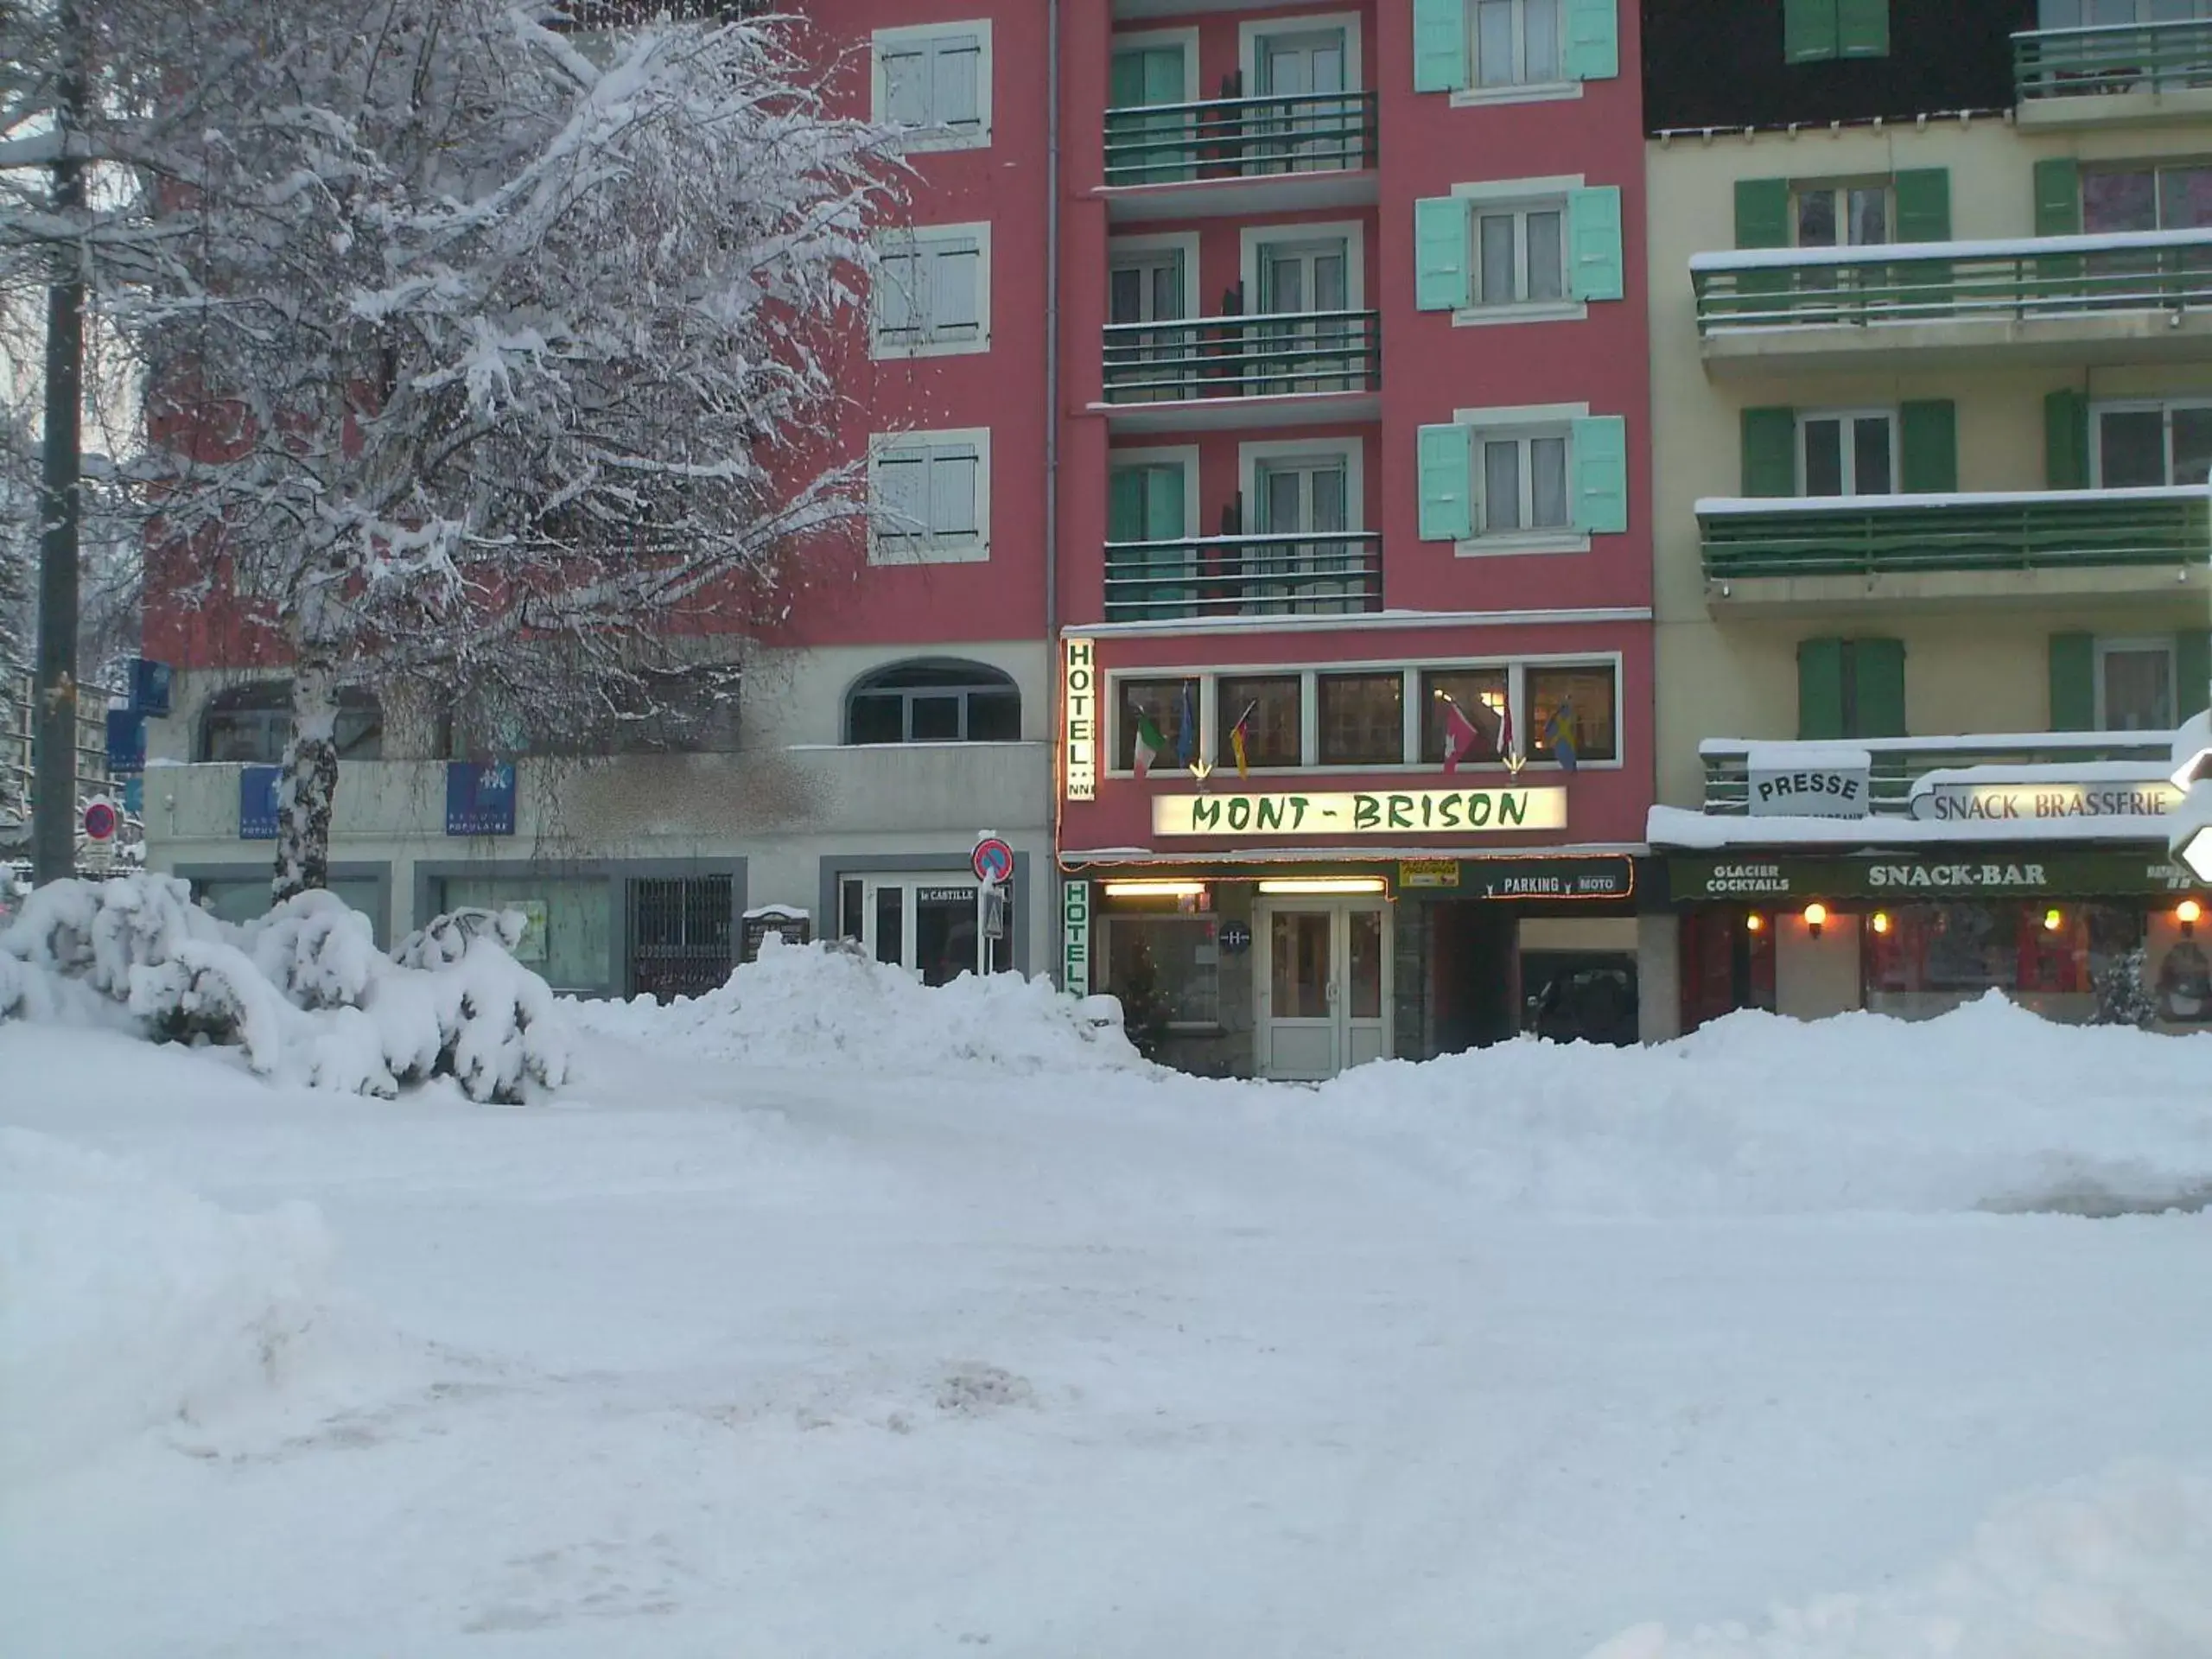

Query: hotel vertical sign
left=1062, top=879, right=1090, bottom=994
left=1064, top=637, right=1097, bottom=801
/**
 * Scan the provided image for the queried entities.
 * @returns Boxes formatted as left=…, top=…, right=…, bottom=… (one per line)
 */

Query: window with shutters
left=2097, top=638, right=2177, bottom=731
left=1423, top=402, right=1625, bottom=550
left=1471, top=0, right=1564, bottom=87
left=2082, top=161, right=2212, bottom=234
left=2090, top=399, right=2212, bottom=487
left=872, top=225, right=989, bottom=358
left=868, top=429, right=989, bottom=565
left=1414, top=0, right=1617, bottom=100
left=1473, top=201, right=1568, bottom=306
left=1475, top=428, right=1573, bottom=536
left=1418, top=178, right=1619, bottom=323
left=872, top=22, right=991, bottom=149
left=1793, top=181, right=1893, bottom=249
left=1799, top=410, right=1897, bottom=497
left=1783, top=0, right=1891, bottom=64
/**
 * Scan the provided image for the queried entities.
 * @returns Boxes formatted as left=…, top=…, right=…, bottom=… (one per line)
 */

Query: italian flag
left=1133, top=710, right=1167, bottom=778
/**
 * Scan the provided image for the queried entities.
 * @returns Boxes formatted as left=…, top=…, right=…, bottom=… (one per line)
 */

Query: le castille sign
left=1153, top=785, right=1567, bottom=838
left=1670, top=851, right=2202, bottom=903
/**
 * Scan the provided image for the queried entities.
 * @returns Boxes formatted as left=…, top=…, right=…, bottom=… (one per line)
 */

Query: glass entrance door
left=1252, top=26, right=1350, bottom=174
left=844, top=874, right=1012, bottom=984
left=1255, top=238, right=1352, bottom=393
left=1109, top=247, right=1191, bottom=402
left=1256, top=899, right=1389, bottom=1079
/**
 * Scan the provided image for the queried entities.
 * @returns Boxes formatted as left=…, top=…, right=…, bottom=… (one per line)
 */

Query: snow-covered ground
left=5, top=949, right=2212, bottom=1657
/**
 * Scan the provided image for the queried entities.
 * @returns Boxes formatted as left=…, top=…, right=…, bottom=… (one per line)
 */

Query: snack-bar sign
left=1671, top=852, right=2202, bottom=900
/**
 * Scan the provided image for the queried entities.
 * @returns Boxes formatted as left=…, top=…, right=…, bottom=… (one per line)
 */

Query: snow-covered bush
left=0, top=875, right=567, bottom=1103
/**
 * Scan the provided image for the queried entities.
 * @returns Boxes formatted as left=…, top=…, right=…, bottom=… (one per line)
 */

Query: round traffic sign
left=82, top=798, right=118, bottom=842
left=971, top=836, right=1015, bottom=885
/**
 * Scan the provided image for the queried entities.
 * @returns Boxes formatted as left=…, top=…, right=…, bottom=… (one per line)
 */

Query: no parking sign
left=971, top=836, right=1015, bottom=886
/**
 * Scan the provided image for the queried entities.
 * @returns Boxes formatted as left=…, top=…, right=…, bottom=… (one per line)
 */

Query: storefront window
left=194, top=876, right=386, bottom=944
left=1420, top=668, right=1508, bottom=766
left=1217, top=675, right=1302, bottom=769
left=435, top=876, right=613, bottom=995
left=1116, top=677, right=1199, bottom=770
left=1526, top=664, right=1618, bottom=764
left=1863, top=902, right=2143, bottom=1016
left=1106, top=914, right=1220, bottom=1026
left=1318, top=672, right=1403, bottom=766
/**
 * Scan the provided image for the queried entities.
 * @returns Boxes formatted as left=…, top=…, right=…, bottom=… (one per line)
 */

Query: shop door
left=1256, top=899, right=1390, bottom=1079
left=849, top=875, right=1011, bottom=985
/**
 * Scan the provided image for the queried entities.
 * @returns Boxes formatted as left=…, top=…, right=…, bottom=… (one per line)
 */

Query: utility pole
left=33, top=0, right=86, bottom=885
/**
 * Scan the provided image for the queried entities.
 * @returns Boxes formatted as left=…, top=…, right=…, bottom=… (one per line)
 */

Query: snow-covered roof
left=1910, top=760, right=2175, bottom=790
left=1703, top=731, right=2175, bottom=760
left=1649, top=805, right=2176, bottom=851
left=1690, top=226, right=2212, bottom=273
left=1741, top=743, right=1872, bottom=772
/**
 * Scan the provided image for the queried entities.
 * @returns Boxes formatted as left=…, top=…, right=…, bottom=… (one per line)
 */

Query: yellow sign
left=1154, top=787, right=1567, bottom=837
left=1399, top=860, right=1460, bottom=888
left=1063, top=638, right=1097, bottom=801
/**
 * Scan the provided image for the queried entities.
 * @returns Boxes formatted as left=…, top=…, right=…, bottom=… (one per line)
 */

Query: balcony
left=1700, top=733, right=2176, bottom=817
left=1697, top=487, right=2211, bottom=613
left=1689, top=229, right=2212, bottom=374
left=1098, top=310, right=1380, bottom=432
left=1101, top=531, right=1382, bottom=625
left=1101, top=91, right=1376, bottom=221
left=2015, top=19, right=2212, bottom=127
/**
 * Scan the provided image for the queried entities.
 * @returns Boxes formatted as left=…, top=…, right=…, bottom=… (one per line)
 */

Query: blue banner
left=239, top=766, right=282, bottom=840
left=122, top=776, right=143, bottom=817
left=105, top=709, right=145, bottom=775
left=129, top=658, right=173, bottom=717
left=446, top=761, right=517, bottom=837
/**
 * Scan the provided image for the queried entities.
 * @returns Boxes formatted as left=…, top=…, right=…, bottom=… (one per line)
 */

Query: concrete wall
left=1775, top=912, right=1863, bottom=1020
left=1646, top=116, right=2212, bottom=810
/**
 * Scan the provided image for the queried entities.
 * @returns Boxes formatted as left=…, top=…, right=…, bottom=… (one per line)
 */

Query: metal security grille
left=627, top=876, right=733, bottom=1002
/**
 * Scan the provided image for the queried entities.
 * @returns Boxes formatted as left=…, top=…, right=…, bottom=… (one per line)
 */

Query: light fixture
left=1870, top=911, right=1891, bottom=936
left=2180, top=898, right=2203, bottom=939
left=1102, top=880, right=1208, bottom=900
left=1257, top=877, right=1389, bottom=896
left=2044, top=907, right=2065, bottom=932
left=1745, top=912, right=1765, bottom=934
left=1803, top=901, right=1828, bottom=939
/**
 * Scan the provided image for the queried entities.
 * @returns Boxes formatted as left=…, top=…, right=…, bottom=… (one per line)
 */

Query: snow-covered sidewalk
left=4, top=970, right=2211, bottom=1657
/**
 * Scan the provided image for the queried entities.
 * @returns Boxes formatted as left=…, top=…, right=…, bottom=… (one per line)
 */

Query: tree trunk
left=273, top=662, right=340, bottom=904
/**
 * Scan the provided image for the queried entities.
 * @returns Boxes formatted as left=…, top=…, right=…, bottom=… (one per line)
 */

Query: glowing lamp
left=1869, top=911, right=1891, bottom=936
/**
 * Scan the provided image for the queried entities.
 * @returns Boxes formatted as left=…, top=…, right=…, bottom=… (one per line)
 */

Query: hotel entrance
left=1254, top=893, right=1392, bottom=1080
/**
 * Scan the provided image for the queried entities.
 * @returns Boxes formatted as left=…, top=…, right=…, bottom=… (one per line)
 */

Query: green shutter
left=1899, top=401, right=1957, bottom=493
left=1894, top=168, right=1951, bottom=241
left=1741, top=407, right=1798, bottom=497
left=1417, top=423, right=1473, bottom=542
left=1107, top=466, right=1147, bottom=542
left=2044, top=388, right=2089, bottom=490
left=1108, top=50, right=1147, bottom=109
left=1734, top=178, right=1791, bottom=249
left=2178, top=631, right=2211, bottom=721
left=1414, top=195, right=1471, bottom=311
left=1849, top=639, right=1906, bottom=738
left=2049, top=632, right=2095, bottom=731
left=1413, top=0, right=1469, bottom=92
left=1562, top=0, right=1619, bottom=80
left=2034, top=158, right=2082, bottom=236
left=1798, top=638, right=1847, bottom=741
left=1784, top=0, right=1839, bottom=63
left=1837, top=0, right=1890, bottom=58
left=1567, top=186, right=1624, bottom=302
left=1571, top=415, right=1629, bottom=534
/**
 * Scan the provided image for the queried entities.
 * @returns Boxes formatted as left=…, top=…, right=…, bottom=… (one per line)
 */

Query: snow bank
left=1587, top=1463, right=2212, bottom=1659
left=0, top=1128, right=334, bottom=1484
left=570, top=934, right=1144, bottom=1076
left=0, top=876, right=569, bottom=1103
left=1307, top=994, right=2212, bottom=1217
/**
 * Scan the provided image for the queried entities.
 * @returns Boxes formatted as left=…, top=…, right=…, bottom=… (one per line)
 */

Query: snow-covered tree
left=133, top=0, right=899, bottom=899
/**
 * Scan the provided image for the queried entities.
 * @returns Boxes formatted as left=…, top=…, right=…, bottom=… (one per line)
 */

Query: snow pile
left=1308, top=994, right=2212, bottom=1216
left=1587, top=1463, right=2212, bottom=1659
left=0, top=1128, right=334, bottom=1484
left=0, top=875, right=569, bottom=1102
left=571, top=933, right=1145, bottom=1076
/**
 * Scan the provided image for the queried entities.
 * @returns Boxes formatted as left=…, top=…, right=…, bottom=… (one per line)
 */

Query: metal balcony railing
left=1103, top=90, right=1376, bottom=187
left=1691, top=228, right=2212, bottom=335
left=1697, top=486, right=2212, bottom=582
left=2015, top=17, right=2212, bottom=101
left=1101, top=310, right=1380, bottom=405
left=1103, top=531, right=1381, bottom=622
left=1700, top=733, right=2176, bottom=816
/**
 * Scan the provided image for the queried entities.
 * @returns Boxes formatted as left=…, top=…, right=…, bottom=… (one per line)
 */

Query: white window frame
left=872, top=20, right=993, bottom=152
left=1452, top=0, right=1581, bottom=109
left=1101, top=648, right=1625, bottom=778
left=871, top=222, right=991, bottom=359
left=1237, top=12, right=1365, bottom=96
left=1107, top=445, right=1203, bottom=541
left=1789, top=179, right=1896, bottom=250
left=1447, top=175, right=1587, bottom=327
left=1238, top=437, right=1365, bottom=534
left=1797, top=407, right=1900, bottom=499
left=868, top=427, right=991, bottom=566
left=1108, top=230, right=1202, bottom=321
left=1449, top=399, right=1592, bottom=556
left=1239, top=219, right=1367, bottom=313
left=2095, top=635, right=2178, bottom=732
left=2088, top=397, right=2212, bottom=488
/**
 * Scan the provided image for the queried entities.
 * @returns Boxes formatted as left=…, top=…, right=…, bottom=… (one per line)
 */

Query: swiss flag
left=1442, top=698, right=1481, bottom=774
